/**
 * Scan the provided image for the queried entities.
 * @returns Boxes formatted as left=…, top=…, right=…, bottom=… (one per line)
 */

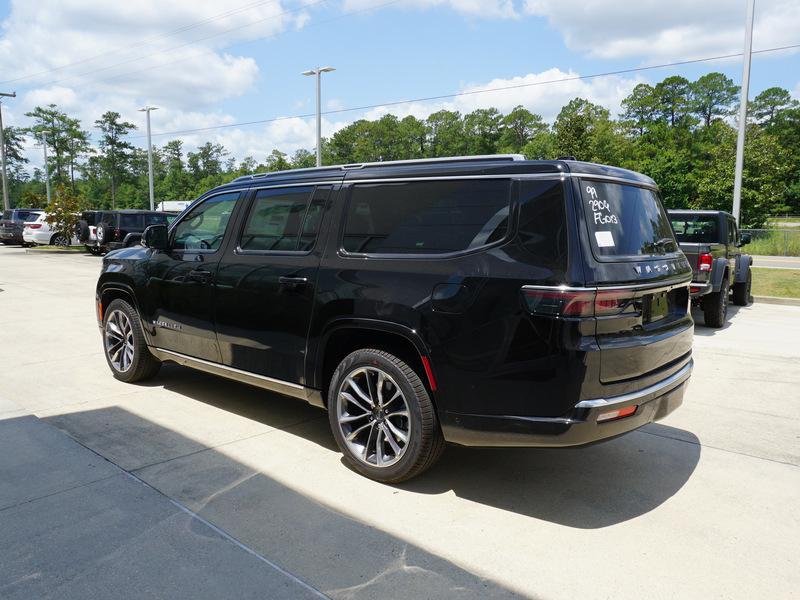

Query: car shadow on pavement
left=691, top=304, right=744, bottom=335
left=109, top=363, right=701, bottom=531
left=38, top=407, right=524, bottom=600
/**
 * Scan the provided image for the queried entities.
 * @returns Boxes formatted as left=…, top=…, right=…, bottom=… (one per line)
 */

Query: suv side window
left=120, top=214, right=143, bottom=229
left=145, top=213, right=168, bottom=226
left=239, top=187, right=314, bottom=252
left=728, top=218, right=738, bottom=246
left=172, top=192, right=239, bottom=252
left=342, top=179, right=511, bottom=255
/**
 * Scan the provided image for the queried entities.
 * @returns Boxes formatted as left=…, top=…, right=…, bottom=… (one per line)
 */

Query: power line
left=127, top=42, right=800, bottom=140
left=0, top=0, right=285, bottom=84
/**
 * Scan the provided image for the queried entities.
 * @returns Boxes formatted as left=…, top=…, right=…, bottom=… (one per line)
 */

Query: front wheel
left=732, top=270, right=752, bottom=306
left=102, top=299, right=161, bottom=383
left=328, top=349, right=445, bottom=483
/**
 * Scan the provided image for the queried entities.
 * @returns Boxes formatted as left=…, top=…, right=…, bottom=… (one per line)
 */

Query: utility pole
left=40, top=132, right=52, bottom=205
left=302, top=67, right=335, bottom=167
left=0, top=91, right=16, bottom=211
left=138, top=106, right=158, bottom=211
left=732, top=0, right=755, bottom=225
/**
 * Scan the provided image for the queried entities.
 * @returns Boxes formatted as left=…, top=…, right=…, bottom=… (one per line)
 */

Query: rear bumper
left=689, top=281, right=712, bottom=298
left=0, top=231, right=22, bottom=243
left=441, top=360, right=692, bottom=447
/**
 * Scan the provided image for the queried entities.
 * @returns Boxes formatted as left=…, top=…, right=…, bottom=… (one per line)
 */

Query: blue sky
left=0, top=0, right=798, bottom=164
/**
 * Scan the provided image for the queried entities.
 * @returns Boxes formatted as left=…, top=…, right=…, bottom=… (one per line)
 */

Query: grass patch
left=27, top=245, right=86, bottom=252
left=745, top=230, right=800, bottom=256
left=751, top=268, right=800, bottom=299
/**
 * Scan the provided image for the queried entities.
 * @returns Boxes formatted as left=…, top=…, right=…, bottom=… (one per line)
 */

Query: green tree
left=265, top=149, right=291, bottom=171
left=499, top=106, right=546, bottom=153
left=463, top=108, right=502, bottom=155
left=553, top=98, right=610, bottom=160
left=25, top=105, right=72, bottom=185
left=290, top=149, right=315, bottom=169
left=691, top=73, right=739, bottom=127
left=749, top=87, right=797, bottom=125
left=94, top=111, right=136, bottom=208
left=426, top=110, right=466, bottom=157
left=620, top=83, right=660, bottom=135
left=655, top=76, right=693, bottom=127
left=45, top=184, right=86, bottom=245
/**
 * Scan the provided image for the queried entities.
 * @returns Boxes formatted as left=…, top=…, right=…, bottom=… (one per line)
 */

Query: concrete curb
left=754, top=295, right=800, bottom=306
left=25, top=248, right=86, bottom=255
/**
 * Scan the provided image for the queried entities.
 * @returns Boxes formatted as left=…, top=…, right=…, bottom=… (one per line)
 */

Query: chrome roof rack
left=232, top=154, right=526, bottom=182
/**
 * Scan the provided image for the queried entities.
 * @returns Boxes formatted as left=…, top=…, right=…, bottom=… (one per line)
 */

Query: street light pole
left=41, top=132, right=52, bottom=205
left=732, top=0, right=755, bottom=225
left=138, top=106, right=159, bottom=211
left=0, top=91, right=16, bottom=212
left=302, top=67, right=335, bottom=167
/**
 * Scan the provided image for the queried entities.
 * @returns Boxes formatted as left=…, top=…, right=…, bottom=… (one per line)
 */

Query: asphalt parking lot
left=1, top=246, right=798, bottom=600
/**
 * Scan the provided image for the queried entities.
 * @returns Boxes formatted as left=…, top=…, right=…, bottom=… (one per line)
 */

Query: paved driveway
left=1, top=246, right=798, bottom=599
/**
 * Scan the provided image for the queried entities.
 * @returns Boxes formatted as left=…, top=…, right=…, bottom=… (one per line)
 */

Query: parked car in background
left=22, top=212, right=79, bottom=246
left=95, top=155, right=694, bottom=483
left=81, top=210, right=177, bottom=254
left=1, top=208, right=44, bottom=245
left=668, top=209, right=753, bottom=327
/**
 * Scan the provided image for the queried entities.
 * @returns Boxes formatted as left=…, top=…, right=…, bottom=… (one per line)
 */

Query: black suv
left=80, top=209, right=175, bottom=254
left=1, top=208, right=44, bottom=245
left=95, top=156, right=694, bottom=482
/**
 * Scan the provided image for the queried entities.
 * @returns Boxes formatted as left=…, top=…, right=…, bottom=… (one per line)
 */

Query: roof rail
left=231, top=154, right=526, bottom=182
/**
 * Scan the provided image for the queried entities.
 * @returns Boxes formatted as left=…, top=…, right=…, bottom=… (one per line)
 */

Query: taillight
left=698, top=253, right=713, bottom=272
left=522, top=287, right=633, bottom=318
left=114, top=228, right=121, bottom=240
left=27, top=223, right=42, bottom=229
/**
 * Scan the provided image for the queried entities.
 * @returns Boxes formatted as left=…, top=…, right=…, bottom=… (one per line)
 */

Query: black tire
left=96, top=222, right=109, bottom=244
left=75, top=220, right=90, bottom=242
left=732, top=270, right=752, bottom=306
left=328, top=349, right=445, bottom=483
left=703, top=277, right=729, bottom=328
left=50, top=232, right=70, bottom=247
left=102, top=298, right=161, bottom=383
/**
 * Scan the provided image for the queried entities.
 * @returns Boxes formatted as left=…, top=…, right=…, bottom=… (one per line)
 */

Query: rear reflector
left=421, top=356, right=437, bottom=391
left=522, top=287, right=633, bottom=318
left=698, top=253, right=713, bottom=272
left=597, top=405, right=638, bottom=423
left=690, top=286, right=700, bottom=294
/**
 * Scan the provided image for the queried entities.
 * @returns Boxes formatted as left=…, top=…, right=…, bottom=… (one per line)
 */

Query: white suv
left=22, top=213, right=78, bottom=246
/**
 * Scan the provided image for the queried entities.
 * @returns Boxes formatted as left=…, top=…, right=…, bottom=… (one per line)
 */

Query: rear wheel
left=328, top=349, right=444, bottom=483
left=50, top=233, right=70, bottom=247
left=703, top=277, right=729, bottom=328
left=732, top=270, right=752, bottom=306
left=102, top=299, right=161, bottom=383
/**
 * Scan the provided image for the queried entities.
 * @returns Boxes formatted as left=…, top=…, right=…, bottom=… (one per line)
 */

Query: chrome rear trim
left=575, top=360, right=693, bottom=409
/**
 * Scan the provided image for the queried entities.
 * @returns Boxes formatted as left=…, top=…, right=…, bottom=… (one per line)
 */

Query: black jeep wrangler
left=668, top=209, right=753, bottom=327
left=78, top=209, right=176, bottom=254
left=96, top=156, right=694, bottom=482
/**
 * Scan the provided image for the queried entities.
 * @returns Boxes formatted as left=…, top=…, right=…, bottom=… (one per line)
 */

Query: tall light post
left=0, top=91, right=16, bottom=211
left=138, top=106, right=159, bottom=211
left=302, top=66, right=335, bottom=167
left=39, top=131, right=52, bottom=205
left=732, top=0, right=755, bottom=225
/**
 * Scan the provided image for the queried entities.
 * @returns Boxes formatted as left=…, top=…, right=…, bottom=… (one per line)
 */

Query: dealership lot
left=1, top=247, right=798, bottom=599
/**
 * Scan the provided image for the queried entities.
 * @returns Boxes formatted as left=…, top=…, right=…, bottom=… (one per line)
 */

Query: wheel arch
left=313, top=319, right=436, bottom=409
left=734, top=254, right=753, bottom=283
left=97, top=282, right=140, bottom=325
left=710, top=257, right=730, bottom=292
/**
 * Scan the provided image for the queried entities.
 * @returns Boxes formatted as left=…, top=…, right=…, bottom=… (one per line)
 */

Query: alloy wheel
left=336, top=366, right=411, bottom=468
left=104, top=309, right=135, bottom=372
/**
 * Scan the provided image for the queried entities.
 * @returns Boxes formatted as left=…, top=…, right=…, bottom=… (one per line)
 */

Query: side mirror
left=142, top=224, right=168, bottom=250
left=740, top=233, right=751, bottom=246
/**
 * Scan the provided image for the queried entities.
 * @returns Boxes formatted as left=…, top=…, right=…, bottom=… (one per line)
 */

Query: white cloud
left=342, top=0, right=519, bottom=19
left=524, top=0, right=800, bottom=60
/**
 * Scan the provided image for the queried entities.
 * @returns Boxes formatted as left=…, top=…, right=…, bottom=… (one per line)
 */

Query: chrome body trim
left=575, top=361, right=693, bottom=409
left=150, top=347, right=327, bottom=406
left=521, top=275, right=692, bottom=294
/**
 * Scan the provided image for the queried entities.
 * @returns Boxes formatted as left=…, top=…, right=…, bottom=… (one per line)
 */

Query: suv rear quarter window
left=342, top=179, right=511, bottom=255
left=120, top=214, right=143, bottom=229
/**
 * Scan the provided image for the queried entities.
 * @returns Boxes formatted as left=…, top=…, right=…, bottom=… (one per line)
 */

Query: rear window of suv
left=342, top=179, right=511, bottom=255
left=580, top=179, right=677, bottom=259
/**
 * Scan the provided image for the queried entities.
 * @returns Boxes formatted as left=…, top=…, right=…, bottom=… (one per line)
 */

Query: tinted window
left=172, top=192, right=239, bottom=251
left=517, top=180, right=568, bottom=271
left=82, top=212, right=97, bottom=226
left=580, top=180, right=677, bottom=258
left=16, top=210, right=40, bottom=222
left=99, top=212, right=116, bottom=225
left=120, top=214, right=143, bottom=229
left=343, top=179, right=511, bottom=255
left=1, top=210, right=10, bottom=220
left=240, top=187, right=313, bottom=252
left=144, top=213, right=168, bottom=226
left=669, top=214, right=719, bottom=244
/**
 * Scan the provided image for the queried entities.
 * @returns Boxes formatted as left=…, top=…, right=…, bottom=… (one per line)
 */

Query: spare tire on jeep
left=75, top=220, right=90, bottom=242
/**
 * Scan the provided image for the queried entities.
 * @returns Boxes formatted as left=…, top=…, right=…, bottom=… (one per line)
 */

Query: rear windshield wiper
left=653, top=237, right=676, bottom=252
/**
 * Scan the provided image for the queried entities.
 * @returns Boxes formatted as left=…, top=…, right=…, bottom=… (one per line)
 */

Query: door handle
left=278, top=276, right=309, bottom=289
left=187, top=268, right=212, bottom=284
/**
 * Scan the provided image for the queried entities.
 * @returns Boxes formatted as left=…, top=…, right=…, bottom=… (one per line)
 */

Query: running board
left=149, top=347, right=325, bottom=408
